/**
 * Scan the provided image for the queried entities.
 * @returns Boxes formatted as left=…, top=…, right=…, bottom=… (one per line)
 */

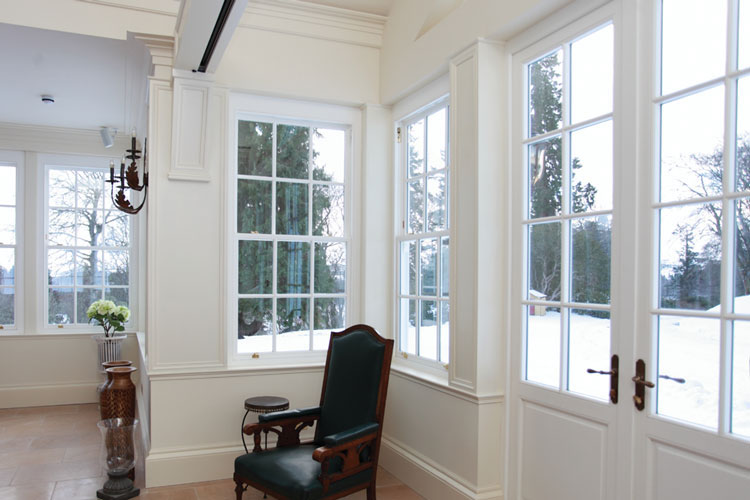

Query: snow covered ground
left=527, top=297, right=750, bottom=437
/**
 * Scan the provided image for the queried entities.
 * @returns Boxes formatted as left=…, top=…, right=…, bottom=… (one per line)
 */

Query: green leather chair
left=234, top=324, right=394, bottom=500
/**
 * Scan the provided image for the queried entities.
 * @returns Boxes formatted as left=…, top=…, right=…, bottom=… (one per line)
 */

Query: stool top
left=244, top=396, right=290, bottom=413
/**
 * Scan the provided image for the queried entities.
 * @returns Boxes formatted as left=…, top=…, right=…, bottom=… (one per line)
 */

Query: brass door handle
left=631, top=375, right=655, bottom=388
left=658, top=374, right=686, bottom=384
left=585, top=355, right=619, bottom=404
left=633, top=359, right=653, bottom=411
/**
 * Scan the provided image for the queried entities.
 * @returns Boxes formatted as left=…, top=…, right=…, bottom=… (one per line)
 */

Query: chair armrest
left=312, top=423, right=380, bottom=493
left=258, top=406, right=320, bottom=423
left=322, top=422, right=379, bottom=447
left=242, top=412, right=319, bottom=453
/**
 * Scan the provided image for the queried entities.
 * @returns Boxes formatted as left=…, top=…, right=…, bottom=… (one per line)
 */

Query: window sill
left=0, top=330, right=138, bottom=340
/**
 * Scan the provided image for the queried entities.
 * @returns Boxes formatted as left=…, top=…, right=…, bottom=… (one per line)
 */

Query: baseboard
left=145, top=443, right=240, bottom=488
left=380, top=436, right=503, bottom=500
left=0, top=381, right=99, bottom=409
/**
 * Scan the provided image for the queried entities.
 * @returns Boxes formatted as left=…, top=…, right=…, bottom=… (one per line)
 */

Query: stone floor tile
left=0, top=448, right=65, bottom=468
left=376, top=466, right=402, bottom=488
left=139, top=484, right=199, bottom=499
left=30, top=430, right=102, bottom=450
left=0, top=468, right=15, bottom=488
left=50, top=476, right=107, bottom=500
left=0, top=437, right=32, bottom=453
left=376, top=485, right=425, bottom=500
left=63, top=444, right=101, bottom=463
left=11, top=460, right=102, bottom=486
left=0, top=482, right=55, bottom=500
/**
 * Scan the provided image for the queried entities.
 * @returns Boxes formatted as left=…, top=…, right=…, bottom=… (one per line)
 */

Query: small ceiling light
left=41, top=95, right=55, bottom=104
left=100, top=127, right=116, bottom=149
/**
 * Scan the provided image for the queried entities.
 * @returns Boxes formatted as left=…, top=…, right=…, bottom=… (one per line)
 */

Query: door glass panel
left=568, top=309, right=611, bottom=401
left=660, top=86, right=724, bottom=202
left=313, top=298, right=345, bottom=350
left=48, top=287, right=73, bottom=324
left=738, top=77, right=749, bottom=192
left=0, top=290, right=13, bottom=325
left=526, top=305, right=560, bottom=388
left=657, top=315, right=719, bottom=429
left=400, top=241, right=416, bottom=295
left=740, top=0, right=750, bottom=70
left=737, top=198, right=750, bottom=311
left=571, top=216, right=612, bottom=305
left=441, top=237, right=449, bottom=297
left=419, top=299, right=437, bottom=360
left=661, top=0, right=726, bottom=95
left=732, top=320, right=750, bottom=437
left=571, top=24, right=613, bottom=123
left=529, top=222, right=561, bottom=301
left=659, top=203, right=722, bottom=311
left=528, top=50, right=562, bottom=137
left=571, top=121, right=613, bottom=213
left=528, top=137, right=562, bottom=218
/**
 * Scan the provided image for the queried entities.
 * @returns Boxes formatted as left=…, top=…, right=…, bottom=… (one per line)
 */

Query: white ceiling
left=295, top=0, right=393, bottom=16
left=0, top=23, right=130, bottom=131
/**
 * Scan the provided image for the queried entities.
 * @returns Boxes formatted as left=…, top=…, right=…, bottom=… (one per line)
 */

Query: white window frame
left=394, top=91, right=451, bottom=372
left=0, top=150, right=24, bottom=334
left=227, top=93, right=361, bottom=366
left=38, top=153, right=136, bottom=334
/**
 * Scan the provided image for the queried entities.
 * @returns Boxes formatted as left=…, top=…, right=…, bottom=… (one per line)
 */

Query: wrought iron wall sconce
left=108, top=133, right=148, bottom=215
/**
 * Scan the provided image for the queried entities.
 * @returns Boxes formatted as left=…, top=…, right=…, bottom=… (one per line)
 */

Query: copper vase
left=101, top=366, right=138, bottom=420
left=98, top=360, right=133, bottom=418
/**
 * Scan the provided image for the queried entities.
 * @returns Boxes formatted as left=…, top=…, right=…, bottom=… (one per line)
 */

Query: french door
left=509, top=1, right=750, bottom=499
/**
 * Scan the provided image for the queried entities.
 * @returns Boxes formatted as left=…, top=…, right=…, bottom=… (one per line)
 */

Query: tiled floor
left=0, top=404, right=422, bottom=500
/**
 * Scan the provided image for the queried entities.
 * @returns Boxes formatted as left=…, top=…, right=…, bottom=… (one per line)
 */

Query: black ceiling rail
left=197, top=0, right=236, bottom=73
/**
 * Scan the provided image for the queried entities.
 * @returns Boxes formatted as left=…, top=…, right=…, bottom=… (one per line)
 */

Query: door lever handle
left=585, top=355, right=619, bottom=404
left=631, top=375, right=655, bottom=388
left=587, top=368, right=616, bottom=375
left=658, top=374, right=686, bottom=384
left=633, top=359, right=653, bottom=411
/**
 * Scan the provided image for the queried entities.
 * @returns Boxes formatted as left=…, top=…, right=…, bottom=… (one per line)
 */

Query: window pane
left=571, top=216, right=612, bottom=305
left=420, top=238, right=437, bottom=296
left=568, top=309, right=610, bottom=401
left=528, top=50, right=562, bottom=137
left=733, top=320, right=750, bottom=437
left=237, top=179, right=272, bottom=234
left=48, top=209, right=75, bottom=246
left=238, top=120, right=272, bottom=176
left=312, top=185, right=344, bottom=237
left=104, top=211, right=129, bottom=247
left=571, top=121, right=613, bottom=213
left=48, top=169, right=75, bottom=207
left=0, top=165, right=15, bottom=205
left=278, top=241, right=310, bottom=294
left=313, top=298, right=345, bottom=350
left=77, top=288, right=102, bottom=324
left=276, top=297, right=310, bottom=351
left=571, top=24, right=613, bottom=123
left=407, top=119, right=425, bottom=177
left=661, top=0, right=726, bottom=95
left=660, top=86, right=724, bottom=201
left=76, top=210, right=103, bottom=246
left=741, top=0, right=750, bottom=70
left=277, top=125, right=309, bottom=179
left=77, top=170, right=105, bottom=210
left=49, top=287, right=73, bottom=324
left=529, top=222, right=561, bottom=301
left=104, top=287, right=128, bottom=307
left=238, top=298, right=273, bottom=352
left=238, top=240, right=272, bottom=294
left=736, top=198, right=750, bottom=311
left=314, top=242, right=345, bottom=294
left=526, top=305, right=560, bottom=388
left=312, top=128, right=345, bottom=182
left=528, top=137, right=562, bottom=218
left=0, top=207, right=14, bottom=245
left=407, top=179, right=424, bottom=233
left=0, top=248, right=13, bottom=285
left=276, top=182, right=308, bottom=235
left=657, top=315, right=719, bottom=430
left=659, top=203, right=722, bottom=311
left=76, top=250, right=102, bottom=286
left=400, top=241, right=417, bottom=295
left=419, top=300, right=437, bottom=360
left=48, top=250, right=74, bottom=286
left=0, top=289, right=13, bottom=325
left=441, top=237, right=449, bottom=297
left=440, top=301, right=449, bottom=364
left=400, top=298, right=416, bottom=355
left=427, top=108, right=446, bottom=171
left=104, top=250, right=129, bottom=286
left=426, top=172, right=447, bottom=231
left=738, top=77, right=750, bottom=192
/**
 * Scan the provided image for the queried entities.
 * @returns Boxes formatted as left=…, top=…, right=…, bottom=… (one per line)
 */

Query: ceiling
left=0, top=23, right=133, bottom=132
left=294, top=0, right=394, bottom=16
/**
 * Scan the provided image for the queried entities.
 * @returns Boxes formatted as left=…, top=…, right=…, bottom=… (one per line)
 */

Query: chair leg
left=234, top=477, right=246, bottom=500
left=367, top=482, right=376, bottom=500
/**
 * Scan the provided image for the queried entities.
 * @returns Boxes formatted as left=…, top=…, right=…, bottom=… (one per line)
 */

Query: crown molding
left=76, top=0, right=180, bottom=17
left=0, top=122, right=132, bottom=156
left=242, top=0, right=386, bottom=48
